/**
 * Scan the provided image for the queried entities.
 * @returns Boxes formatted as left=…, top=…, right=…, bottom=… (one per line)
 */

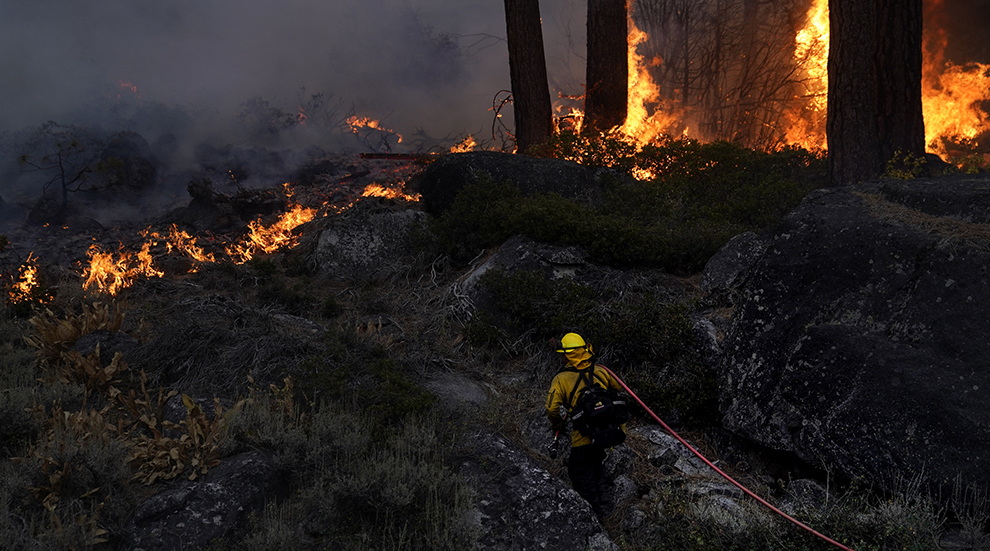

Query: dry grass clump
left=856, top=191, right=990, bottom=251
left=25, top=302, right=125, bottom=365
left=0, top=250, right=478, bottom=551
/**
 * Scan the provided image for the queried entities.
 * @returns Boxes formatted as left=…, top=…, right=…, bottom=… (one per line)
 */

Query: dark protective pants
left=568, top=444, right=607, bottom=516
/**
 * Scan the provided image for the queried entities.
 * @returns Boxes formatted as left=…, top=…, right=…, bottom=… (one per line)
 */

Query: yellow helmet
left=556, top=332, right=587, bottom=353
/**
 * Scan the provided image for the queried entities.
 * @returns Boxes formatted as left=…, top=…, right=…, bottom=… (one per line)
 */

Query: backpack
left=566, top=367, right=630, bottom=449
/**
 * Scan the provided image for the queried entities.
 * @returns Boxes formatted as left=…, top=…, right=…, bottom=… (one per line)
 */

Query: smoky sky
left=0, top=0, right=589, bottom=149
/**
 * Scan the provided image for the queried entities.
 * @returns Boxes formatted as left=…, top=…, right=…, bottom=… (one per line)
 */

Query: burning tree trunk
left=584, top=0, right=629, bottom=134
left=503, top=0, right=553, bottom=153
left=827, top=0, right=925, bottom=185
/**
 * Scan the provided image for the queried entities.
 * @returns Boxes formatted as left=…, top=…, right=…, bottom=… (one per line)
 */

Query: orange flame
left=153, top=225, right=216, bottom=265
left=226, top=203, right=317, bottom=264
left=783, top=0, right=829, bottom=151
left=346, top=115, right=404, bottom=144
left=82, top=242, right=164, bottom=296
left=552, top=1, right=987, bottom=163
left=8, top=253, right=49, bottom=304
left=783, top=0, right=990, bottom=159
left=620, top=16, right=683, bottom=146
left=361, top=182, right=422, bottom=202
left=922, top=0, right=990, bottom=160
left=450, top=135, right=478, bottom=153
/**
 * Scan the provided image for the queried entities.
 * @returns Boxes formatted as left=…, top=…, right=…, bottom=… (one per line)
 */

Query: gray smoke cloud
left=0, top=0, right=587, bottom=148
left=0, top=0, right=590, bottom=225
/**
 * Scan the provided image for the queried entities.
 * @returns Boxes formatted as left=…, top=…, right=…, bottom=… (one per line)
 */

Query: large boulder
left=312, top=206, right=426, bottom=280
left=716, top=175, right=990, bottom=494
left=459, top=432, right=618, bottom=551
left=411, top=151, right=618, bottom=215
left=123, top=451, right=285, bottom=551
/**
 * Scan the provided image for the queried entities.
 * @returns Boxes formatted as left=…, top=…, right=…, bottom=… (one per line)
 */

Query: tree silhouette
left=584, top=0, right=629, bottom=134
left=503, top=0, right=553, bottom=153
left=827, top=0, right=925, bottom=185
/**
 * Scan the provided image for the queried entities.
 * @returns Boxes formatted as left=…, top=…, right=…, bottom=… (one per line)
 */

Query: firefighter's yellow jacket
left=545, top=347, right=623, bottom=448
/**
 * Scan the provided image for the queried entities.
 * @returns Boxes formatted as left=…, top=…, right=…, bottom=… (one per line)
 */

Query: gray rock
left=460, top=432, right=616, bottom=551
left=717, top=175, right=990, bottom=495
left=70, top=329, right=139, bottom=367
left=423, top=370, right=490, bottom=411
left=690, top=494, right=757, bottom=532
left=314, top=208, right=425, bottom=280
left=700, top=231, right=768, bottom=295
left=123, top=451, right=285, bottom=551
left=780, top=478, right=830, bottom=516
left=458, top=234, right=631, bottom=333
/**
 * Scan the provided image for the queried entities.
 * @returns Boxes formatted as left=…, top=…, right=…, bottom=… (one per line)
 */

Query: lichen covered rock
left=717, top=175, right=990, bottom=493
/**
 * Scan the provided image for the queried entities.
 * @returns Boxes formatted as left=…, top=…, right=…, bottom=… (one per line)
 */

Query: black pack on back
left=568, top=369, right=630, bottom=449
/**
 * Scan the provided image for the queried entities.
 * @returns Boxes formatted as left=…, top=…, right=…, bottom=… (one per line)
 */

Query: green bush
left=470, top=268, right=717, bottom=425
left=640, top=477, right=944, bottom=551
left=427, top=134, right=825, bottom=274
left=224, top=401, right=474, bottom=551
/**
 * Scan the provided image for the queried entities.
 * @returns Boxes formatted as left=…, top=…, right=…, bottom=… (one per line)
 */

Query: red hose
left=600, top=365, right=856, bottom=551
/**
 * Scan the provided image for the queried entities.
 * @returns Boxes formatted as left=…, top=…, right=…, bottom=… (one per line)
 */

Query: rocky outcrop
left=412, top=151, right=619, bottom=215
left=459, top=432, right=619, bottom=551
left=123, top=451, right=285, bottom=551
left=715, top=175, right=990, bottom=493
left=458, top=234, right=628, bottom=329
left=313, top=207, right=426, bottom=280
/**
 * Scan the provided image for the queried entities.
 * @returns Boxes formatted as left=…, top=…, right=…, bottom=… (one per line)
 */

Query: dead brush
left=14, top=405, right=120, bottom=547
left=20, top=405, right=121, bottom=508
left=57, top=345, right=128, bottom=394
left=855, top=191, right=990, bottom=251
left=25, top=300, right=126, bottom=366
left=126, top=386, right=231, bottom=485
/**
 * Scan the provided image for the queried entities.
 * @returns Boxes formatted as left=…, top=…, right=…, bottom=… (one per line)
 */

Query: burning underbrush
left=1, top=154, right=425, bottom=304
left=0, top=157, right=471, bottom=548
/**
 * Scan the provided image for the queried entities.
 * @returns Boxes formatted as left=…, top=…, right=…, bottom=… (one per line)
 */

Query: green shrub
left=427, top=134, right=825, bottom=274
left=470, top=268, right=717, bottom=424
left=639, top=477, right=944, bottom=551
left=305, top=416, right=474, bottom=551
left=224, top=399, right=474, bottom=551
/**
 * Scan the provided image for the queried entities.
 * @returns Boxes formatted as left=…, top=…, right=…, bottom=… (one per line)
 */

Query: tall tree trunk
left=827, top=0, right=925, bottom=185
left=584, top=0, right=628, bottom=135
left=875, top=0, right=925, bottom=164
left=504, top=0, right=553, bottom=153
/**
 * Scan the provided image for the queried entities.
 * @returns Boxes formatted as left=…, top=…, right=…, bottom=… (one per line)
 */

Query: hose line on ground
left=600, top=365, right=856, bottom=551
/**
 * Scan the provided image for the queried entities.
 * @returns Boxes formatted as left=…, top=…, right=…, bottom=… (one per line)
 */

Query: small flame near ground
left=78, top=178, right=418, bottom=295
left=7, top=253, right=50, bottom=305
left=347, top=116, right=403, bottom=144
left=449, top=135, right=478, bottom=153
left=225, top=204, right=317, bottom=264
left=82, top=241, right=164, bottom=297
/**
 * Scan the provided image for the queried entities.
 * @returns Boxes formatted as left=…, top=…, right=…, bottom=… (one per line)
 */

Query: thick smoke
left=0, top=0, right=521, bottom=141
left=0, top=0, right=586, bottom=222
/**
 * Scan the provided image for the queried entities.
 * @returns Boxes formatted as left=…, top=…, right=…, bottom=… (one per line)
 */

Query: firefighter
left=545, top=332, right=626, bottom=518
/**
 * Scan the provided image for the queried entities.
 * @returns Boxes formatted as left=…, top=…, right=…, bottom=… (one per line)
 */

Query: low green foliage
left=428, top=133, right=825, bottom=274
left=637, top=477, right=946, bottom=551
left=883, top=150, right=928, bottom=180
left=951, top=153, right=990, bottom=174
left=298, top=327, right=436, bottom=430
left=470, top=268, right=716, bottom=424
